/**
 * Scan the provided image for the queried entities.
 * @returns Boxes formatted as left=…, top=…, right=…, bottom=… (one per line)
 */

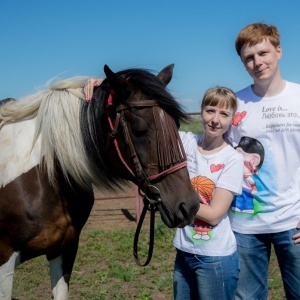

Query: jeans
left=173, top=249, right=240, bottom=300
left=234, top=229, right=300, bottom=300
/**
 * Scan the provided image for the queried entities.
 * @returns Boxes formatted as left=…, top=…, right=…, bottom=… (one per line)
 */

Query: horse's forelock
left=117, top=68, right=189, bottom=125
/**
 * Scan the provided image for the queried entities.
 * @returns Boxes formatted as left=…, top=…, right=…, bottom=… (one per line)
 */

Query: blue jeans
left=173, top=249, right=240, bottom=300
left=234, top=229, right=300, bottom=300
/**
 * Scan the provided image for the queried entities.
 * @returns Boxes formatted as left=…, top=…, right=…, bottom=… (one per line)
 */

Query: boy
left=228, top=23, right=300, bottom=300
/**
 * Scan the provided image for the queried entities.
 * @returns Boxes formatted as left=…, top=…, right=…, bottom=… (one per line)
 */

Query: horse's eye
left=131, top=128, right=147, bottom=137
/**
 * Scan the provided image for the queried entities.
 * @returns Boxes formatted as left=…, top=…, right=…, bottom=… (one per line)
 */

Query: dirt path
left=85, top=183, right=147, bottom=231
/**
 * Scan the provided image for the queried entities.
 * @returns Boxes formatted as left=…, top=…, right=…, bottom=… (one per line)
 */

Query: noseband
left=106, top=92, right=187, bottom=266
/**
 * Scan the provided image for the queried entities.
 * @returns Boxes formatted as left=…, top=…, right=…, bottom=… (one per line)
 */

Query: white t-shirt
left=228, top=81, right=300, bottom=234
left=173, top=131, right=243, bottom=256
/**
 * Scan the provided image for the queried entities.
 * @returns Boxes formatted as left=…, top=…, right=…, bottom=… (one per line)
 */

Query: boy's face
left=240, top=39, right=282, bottom=83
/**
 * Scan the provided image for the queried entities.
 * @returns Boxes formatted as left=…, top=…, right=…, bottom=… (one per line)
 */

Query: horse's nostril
left=179, top=202, right=188, bottom=218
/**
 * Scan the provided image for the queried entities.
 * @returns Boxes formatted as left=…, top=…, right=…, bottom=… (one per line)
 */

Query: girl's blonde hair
left=201, top=86, right=237, bottom=113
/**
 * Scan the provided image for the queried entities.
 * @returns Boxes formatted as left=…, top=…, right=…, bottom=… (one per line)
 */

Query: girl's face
left=201, top=105, right=234, bottom=138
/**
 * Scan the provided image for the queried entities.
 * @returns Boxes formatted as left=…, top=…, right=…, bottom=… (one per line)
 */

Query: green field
left=12, top=219, right=285, bottom=300
left=180, top=116, right=203, bottom=135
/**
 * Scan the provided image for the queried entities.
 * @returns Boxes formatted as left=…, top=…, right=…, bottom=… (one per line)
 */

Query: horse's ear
left=157, top=64, right=174, bottom=86
left=104, top=65, right=133, bottom=99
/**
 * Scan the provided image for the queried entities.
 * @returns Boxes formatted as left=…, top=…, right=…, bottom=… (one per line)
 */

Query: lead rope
left=133, top=195, right=156, bottom=266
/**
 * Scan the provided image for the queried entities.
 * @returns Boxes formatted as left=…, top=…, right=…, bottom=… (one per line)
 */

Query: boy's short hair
left=235, top=23, right=280, bottom=57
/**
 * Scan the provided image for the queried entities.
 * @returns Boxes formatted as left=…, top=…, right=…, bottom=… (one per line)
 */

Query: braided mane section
left=152, top=106, right=186, bottom=170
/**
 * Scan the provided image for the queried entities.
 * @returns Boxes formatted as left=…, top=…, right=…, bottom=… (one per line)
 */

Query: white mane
left=0, top=77, right=98, bottom=189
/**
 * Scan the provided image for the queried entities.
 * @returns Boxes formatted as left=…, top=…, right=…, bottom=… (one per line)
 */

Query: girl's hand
left=84, top=78, right=104, bottom=102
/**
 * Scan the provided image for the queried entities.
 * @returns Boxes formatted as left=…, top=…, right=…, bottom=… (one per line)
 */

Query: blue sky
left=1, top=0, right=300, bottom=112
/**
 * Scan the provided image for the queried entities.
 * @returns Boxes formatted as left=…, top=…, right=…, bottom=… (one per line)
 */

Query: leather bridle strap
left=147, top=161, right=187, bottom=181
left=116, top=104, right=187, bottom=185
left=106, top=91, right=187, bottom=266
left=107, top=95, right=187, bottom=185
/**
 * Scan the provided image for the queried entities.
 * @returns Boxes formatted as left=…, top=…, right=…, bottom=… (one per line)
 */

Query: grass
left=12, top=219, right=285, bottom=300
left=180, top=116, right=203, bottom=135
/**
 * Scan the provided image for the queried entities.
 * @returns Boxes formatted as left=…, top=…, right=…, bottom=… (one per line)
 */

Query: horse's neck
left=0, top=117, right=41, bottom=188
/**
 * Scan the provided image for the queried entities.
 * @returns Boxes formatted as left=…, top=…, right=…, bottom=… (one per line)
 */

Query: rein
left=106, top=92, right=187, bottom=266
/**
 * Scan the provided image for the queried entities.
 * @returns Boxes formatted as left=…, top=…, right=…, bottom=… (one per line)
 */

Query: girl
left=173, top=87, right=243, bottom=300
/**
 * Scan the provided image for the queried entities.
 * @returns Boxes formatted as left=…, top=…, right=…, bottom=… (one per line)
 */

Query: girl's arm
left=195, top=187, right=234, bottom=226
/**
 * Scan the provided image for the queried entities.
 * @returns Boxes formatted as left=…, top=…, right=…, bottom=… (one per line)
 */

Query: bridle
left=106, top=92, right=187, bottom=266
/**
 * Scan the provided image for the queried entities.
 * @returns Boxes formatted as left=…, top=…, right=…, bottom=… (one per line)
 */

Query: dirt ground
left=11, top=183, right=165, bottom=300
left=85, top=183, right=149, bottom=231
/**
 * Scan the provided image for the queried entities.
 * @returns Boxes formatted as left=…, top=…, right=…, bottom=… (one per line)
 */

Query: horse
left=0, top=64, right=200, bottom=299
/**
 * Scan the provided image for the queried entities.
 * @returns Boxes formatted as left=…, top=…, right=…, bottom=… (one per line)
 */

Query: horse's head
left=82, top=64, right=199, bottom=228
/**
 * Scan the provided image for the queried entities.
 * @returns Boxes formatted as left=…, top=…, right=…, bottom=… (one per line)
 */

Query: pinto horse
left=0, top=64, right=199, bottom=299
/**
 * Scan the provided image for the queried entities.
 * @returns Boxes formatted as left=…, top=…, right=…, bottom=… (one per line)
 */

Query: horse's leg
left=49, top=256, right=69, bottom=300
left=49, top=237, right=80, bottom=300
left=0, top=252, right=20, bottom=300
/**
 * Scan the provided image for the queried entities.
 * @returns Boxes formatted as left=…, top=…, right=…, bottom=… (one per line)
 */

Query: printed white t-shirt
left=228, top=81, right=300, bottom=234
left=173, top=131, right=243, bottom=256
